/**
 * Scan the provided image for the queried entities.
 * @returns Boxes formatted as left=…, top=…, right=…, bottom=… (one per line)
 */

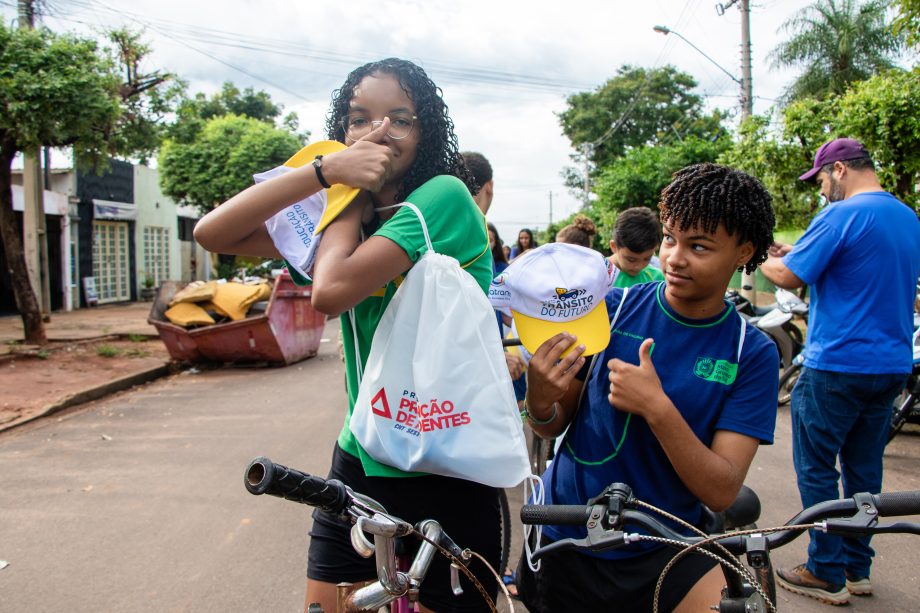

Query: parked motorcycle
left=726, top=287, right=808, bottom=376
left=888, top=317, right=920, bottom=444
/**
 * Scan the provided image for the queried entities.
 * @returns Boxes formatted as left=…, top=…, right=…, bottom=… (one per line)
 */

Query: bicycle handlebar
left=245, top=456, right=349, bottom=514
left=520, top=487, right=920, bottom=558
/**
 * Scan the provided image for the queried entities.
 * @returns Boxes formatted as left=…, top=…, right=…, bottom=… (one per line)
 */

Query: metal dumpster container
left=148, top=272, right=326, bottom=365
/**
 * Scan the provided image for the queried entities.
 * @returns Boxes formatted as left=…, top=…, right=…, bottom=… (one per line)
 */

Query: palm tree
left=770, top=0, right=903, bottom=103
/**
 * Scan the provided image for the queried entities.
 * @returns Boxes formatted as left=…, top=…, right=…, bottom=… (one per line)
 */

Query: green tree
left=718, top=115, right=819, bottom=229
left=158, top=114, right=301, bottom=216
left=167, top=82, right=305, bottom=145
left=107, top=28, right=183, bottom=163
left=1, top=25, right=118, bottom=343
left=559, top=65, right=726, bottom=179
left=770, top=0, right=903, bottom=103
left=590, top=136, right=730, bottom=240
left=891, top=0, right=920, bottom=49
left=835, top=69, right=920, bottom=204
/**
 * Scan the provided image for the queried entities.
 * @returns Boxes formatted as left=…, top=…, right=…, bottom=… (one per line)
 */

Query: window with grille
left=144, top=226, right=170, bottom=285
left=92, top=221, right=130, bottom=303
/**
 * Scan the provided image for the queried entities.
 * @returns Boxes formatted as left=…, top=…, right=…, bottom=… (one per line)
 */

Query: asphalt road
left=1, top=320, right=919, bottom=612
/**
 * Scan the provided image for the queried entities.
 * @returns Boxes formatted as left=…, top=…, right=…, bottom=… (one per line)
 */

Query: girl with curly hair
left=194, top=58, right=497, bottom=612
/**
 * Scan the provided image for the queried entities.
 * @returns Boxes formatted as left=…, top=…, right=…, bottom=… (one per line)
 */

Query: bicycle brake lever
left=821, top=492, right=880, bottom=536
left=350, top=518, right=375, bottom=558
left=449, top=563, right=463, bottom=596
left=532, top=529, right=634, bottom=561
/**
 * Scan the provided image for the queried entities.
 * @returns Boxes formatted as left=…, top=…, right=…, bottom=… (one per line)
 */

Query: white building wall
left=133, top=165, right=182, bottom=288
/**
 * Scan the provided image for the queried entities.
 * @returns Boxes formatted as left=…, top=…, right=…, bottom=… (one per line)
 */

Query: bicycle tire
left=530, top=434, right=551, bottom=475
left=777, top=363, right=801, bottom=407
left=498, top=489, right=512, bottom=574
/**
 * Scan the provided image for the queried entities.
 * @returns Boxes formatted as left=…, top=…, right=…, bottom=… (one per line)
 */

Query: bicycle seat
left=699, top=485, right=761, bottom=533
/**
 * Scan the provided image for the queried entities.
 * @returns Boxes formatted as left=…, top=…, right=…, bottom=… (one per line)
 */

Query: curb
left=0, top=363, right=174, bottom=433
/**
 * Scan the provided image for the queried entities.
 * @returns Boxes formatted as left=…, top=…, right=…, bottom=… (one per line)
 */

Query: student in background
left=510, top=228, right=537, bottom=260
left=555, top=214, right=597, bottom=249
left=609, top=206, right=665, bottom=288
left=462, top=151, right=494, bottom=216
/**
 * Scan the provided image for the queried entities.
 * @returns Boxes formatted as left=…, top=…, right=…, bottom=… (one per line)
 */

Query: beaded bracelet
left=520, top=401, right=558, bottom=425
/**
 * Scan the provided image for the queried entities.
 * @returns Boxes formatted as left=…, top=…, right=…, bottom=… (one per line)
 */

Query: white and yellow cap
left=282, top=140, right=360, bottom=235
left=258, top=140, right=360, bottom=282
left=489, top=243, right=615, bottom=356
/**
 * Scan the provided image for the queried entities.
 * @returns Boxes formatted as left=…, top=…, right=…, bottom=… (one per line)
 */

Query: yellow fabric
left=168, top=280, right=217, bottom=306
left=209, top=282, right=263, bottom=321
left=282, top=140, right=361, bottom=235
left=164, top=302, right=216, bottom=327
left=513, top=300, right=611, bottom=357
left=250, top=282, right=272, bottom=303
left=199, top=300, right=229, bottom=318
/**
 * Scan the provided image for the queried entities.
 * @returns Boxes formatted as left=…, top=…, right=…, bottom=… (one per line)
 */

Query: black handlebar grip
left=873, top=490, right=920, bottom=517
left=521, top=504, right=593, bottom=525
left=245, top=456, right=348, bottom=513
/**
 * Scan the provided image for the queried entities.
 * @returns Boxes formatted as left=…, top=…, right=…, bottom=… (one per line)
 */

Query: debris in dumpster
left=164, top=280, right=272, bottom=328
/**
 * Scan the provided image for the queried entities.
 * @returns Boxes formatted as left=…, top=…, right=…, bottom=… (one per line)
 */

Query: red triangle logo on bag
left=370, top=388, right=392, bottom=419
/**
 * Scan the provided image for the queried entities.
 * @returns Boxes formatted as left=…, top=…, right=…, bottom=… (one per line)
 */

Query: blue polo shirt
left=542, top=282, right=778, bottom=558
left=783, top=191, right=920, bottom=374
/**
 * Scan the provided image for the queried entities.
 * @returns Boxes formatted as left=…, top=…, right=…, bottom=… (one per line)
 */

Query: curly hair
left=556, top=215, right=597, bottom=248
left=325, top=58, right=476, bottom=203
left=658, top=163, right=775, bottom=274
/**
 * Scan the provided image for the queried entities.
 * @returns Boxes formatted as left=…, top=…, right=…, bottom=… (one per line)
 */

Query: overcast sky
left=6, top=0, right=813, bottom=243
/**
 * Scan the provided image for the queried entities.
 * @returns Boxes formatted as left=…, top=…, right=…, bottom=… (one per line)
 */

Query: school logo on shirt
left=693, top=357, right=738, bottom=385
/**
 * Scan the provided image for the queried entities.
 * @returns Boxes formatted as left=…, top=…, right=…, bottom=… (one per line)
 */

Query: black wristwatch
left=312, top=155, right=332, bottom=189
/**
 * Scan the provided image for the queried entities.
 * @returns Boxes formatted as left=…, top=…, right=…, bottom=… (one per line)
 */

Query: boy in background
left=610, top=206, right=665, bottom=287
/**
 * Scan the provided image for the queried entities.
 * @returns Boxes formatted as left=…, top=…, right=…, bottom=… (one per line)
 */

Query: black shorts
left=516, top=534, right=718, bottom=613
left=307, top=444, right=500, bottom=612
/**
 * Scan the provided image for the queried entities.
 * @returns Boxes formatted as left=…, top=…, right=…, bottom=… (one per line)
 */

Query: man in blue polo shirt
left=762, top=138, right=920, bottom=605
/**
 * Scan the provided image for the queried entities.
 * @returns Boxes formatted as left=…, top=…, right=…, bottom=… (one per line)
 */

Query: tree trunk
left=0, top=146, right=47, bottom=344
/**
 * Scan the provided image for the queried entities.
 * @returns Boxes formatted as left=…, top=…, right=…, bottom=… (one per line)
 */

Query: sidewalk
left=0, top=302, right=157, bottom=353
left=0, top=302, right=172, bottom=432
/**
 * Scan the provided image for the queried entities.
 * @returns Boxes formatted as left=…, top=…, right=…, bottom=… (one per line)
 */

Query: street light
left=653, top=25, right=741, bottom=85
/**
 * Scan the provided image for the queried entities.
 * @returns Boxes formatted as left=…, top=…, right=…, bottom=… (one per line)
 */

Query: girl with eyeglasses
left=195, top=58, right=497, bottom=612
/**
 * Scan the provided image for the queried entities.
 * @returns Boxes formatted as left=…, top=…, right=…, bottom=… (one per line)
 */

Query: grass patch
left=124, top=348, right=150, bottom=358
left=127, top=334, right=147, bottom=343
left=96, top=344, right=120, bottom=358
left=36, top=349, right=50, bottom=360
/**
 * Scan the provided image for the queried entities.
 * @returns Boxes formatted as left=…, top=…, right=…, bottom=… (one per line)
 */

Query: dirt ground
left=0, top=337, right=170, bottom=428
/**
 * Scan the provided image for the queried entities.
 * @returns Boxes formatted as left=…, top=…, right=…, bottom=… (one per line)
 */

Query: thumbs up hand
left=321, top=118, right=394, bottom=192
left=607, top=338, right=666, bottom=419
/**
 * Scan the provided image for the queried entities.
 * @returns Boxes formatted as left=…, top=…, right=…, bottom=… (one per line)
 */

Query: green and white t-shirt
left=333, top=175, right=491, bottom=477
left=612, top=264, right=665, bottom=288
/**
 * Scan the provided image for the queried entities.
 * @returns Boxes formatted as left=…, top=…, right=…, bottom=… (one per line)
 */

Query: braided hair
left=325, top=58, right=476, bottom=203
left=659, top=163, right=774, bottom=274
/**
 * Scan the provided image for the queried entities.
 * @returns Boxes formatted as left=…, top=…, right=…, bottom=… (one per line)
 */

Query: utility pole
left=718, top=0, right=757, bottom=302
left=18, top=0, right=50, bottom=319
left=548, top=191, right=554, bottom=227
left=739, top=0, right=753, bottom=120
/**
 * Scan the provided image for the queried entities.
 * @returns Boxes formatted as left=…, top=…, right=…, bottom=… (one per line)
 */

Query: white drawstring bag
left=349, top=203, right=530, bottom=488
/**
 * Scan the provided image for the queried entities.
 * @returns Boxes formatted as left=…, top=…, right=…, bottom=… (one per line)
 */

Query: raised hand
left=323, top=118, right=394, bottom=192
left=526, top=333, right=586, bottom=412
left=607, top=338, right=665, bottom=418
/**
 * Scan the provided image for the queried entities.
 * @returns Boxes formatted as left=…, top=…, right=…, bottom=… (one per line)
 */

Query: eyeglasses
left=341, top=114, right=417, bottom=141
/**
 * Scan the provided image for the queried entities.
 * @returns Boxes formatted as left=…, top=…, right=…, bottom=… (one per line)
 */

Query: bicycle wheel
left=497, top=489, right=512, bottom=574
left=777, top=363, right=801, bottom=407
left=530, top=434, right=550, bottom=475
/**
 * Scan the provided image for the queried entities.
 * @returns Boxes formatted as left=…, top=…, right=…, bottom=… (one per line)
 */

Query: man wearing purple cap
left=762, top=138, right=920, bottom=605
